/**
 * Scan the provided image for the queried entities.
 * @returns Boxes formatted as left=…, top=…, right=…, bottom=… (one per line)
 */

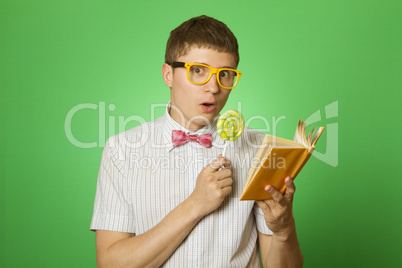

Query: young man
left=91, top=15, right=304, bottom=267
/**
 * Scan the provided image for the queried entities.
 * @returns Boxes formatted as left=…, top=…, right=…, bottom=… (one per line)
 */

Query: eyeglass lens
left=188, top=65, right=237, bottom=88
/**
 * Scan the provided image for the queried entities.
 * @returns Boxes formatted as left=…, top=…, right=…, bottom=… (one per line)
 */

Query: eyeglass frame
left=170, top=61, right=242, bottom=89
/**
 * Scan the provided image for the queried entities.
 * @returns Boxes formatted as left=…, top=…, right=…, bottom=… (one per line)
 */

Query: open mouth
left=202, top=103, right=214, bottom=107
left=201, top=102, right=216, bottom=112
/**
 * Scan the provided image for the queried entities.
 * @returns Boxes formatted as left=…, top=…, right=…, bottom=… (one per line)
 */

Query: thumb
left=207, top=155, right=230, bottom=171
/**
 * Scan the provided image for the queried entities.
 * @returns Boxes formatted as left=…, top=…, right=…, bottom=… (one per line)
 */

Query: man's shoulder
left=105, top=116, right=165, bottom=147
left=229, top=126, right=268, bottom=154
left=243, top=126, right=267, bottom=137
left=241, top=126, right=267, bottom=143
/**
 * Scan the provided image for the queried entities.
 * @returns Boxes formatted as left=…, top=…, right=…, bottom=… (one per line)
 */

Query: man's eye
left=194, top=68, right=203, bottom=74
left=191, top=65, right=209, bottom=76
left=220, top=71, right=230, bottom=78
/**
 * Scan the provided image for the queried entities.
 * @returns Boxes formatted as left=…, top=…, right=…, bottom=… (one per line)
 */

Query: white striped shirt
left=90, top=104, right=272, bottom=267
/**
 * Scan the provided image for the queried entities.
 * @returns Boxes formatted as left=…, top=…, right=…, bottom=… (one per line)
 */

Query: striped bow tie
left=172, top=130, right=212, bottom=148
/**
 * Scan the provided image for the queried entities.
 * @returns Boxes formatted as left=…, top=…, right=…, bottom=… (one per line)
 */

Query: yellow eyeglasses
left=171, top=62, right=242, bottom=89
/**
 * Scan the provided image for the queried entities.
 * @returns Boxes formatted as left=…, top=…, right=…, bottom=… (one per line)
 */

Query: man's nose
left=205, top=73, right=220, bottom=94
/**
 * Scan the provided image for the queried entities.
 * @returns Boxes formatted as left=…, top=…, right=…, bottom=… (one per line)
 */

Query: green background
left=1, top=0, right=401, bottom=267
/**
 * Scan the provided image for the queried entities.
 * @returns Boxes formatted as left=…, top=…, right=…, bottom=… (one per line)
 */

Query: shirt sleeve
left=90, top=136, right=136, bottom=233
left=253, top=203, right=273, bottom=235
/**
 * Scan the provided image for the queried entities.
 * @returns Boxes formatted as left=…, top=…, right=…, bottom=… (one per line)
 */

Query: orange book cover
left=239, top=120, right=324, bottom=201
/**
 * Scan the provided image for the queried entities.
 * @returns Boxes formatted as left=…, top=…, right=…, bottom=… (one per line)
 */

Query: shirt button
left=191, top=160, right=195, bottom=165
left=191, top=230, right=197, bottom=236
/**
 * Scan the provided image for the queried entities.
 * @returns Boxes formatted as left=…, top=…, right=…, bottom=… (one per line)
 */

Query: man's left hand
left=256, top=176, right=296, bottom=239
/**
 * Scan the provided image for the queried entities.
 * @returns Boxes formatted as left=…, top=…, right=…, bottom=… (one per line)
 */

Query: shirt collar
left=161, top=102, right=224, bottom=152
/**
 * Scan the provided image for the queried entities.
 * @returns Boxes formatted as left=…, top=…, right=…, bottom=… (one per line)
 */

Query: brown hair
left=165, top=15, right=239, bottom=66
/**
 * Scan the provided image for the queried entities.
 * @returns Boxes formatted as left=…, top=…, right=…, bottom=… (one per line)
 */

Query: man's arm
left=96, top=156, right=232, bottom=268
left=257, top=176, right=304, bottom=268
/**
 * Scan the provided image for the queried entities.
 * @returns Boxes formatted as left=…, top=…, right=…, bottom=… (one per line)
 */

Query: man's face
left=163, top=47, right=237, bottom=131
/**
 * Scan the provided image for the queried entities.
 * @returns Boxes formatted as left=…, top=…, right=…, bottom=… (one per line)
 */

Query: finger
left=256, top=200, right=272, bottom=212
left=217, top=177, right=233, bottom=188
left=220, top=184, right=232, bottom=197
left=265, top=185, right=286, bottom=206
left=206, top=157, right=225, bottom=172
left=283, top=176, right=296, bottom=200
left=216, top=168, right=232, bottom=181
left=218, top=155, right=231, bottom=168
left=208, top=155, right=231, bottom=172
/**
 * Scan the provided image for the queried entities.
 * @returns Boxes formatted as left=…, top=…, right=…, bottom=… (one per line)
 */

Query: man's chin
left=186, top=116, right=215, bottom=130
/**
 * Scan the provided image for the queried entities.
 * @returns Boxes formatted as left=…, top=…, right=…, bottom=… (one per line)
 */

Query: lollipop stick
left=220, top=141, right=228, bottom=170
left=222, top=141, right=228, bottom=158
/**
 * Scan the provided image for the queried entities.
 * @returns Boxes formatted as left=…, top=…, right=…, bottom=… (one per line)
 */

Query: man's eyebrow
left=222, top=65, right=236, bottom=69
left=194, top=62, right=236, bottom=69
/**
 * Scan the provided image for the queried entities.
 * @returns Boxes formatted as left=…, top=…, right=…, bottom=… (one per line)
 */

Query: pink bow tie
left=172, top=130, right=212, bottom=148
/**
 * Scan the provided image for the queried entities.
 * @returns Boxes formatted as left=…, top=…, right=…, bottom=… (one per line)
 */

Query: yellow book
left=239, top=120, right=324, bottom=201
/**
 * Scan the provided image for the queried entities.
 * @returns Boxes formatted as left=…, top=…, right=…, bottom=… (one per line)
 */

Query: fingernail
left=266, top=185, right=272, bottom=192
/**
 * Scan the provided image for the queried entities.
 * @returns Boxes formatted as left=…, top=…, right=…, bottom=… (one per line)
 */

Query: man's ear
left=162, top=63, right=173, bottom=87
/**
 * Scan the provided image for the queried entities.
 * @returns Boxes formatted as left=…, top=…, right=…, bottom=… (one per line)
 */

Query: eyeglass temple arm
left=170, top=62, right=185, bottom=68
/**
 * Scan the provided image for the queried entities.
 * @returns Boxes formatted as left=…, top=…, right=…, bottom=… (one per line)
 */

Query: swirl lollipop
left=217, top=110, right=245, bottom=156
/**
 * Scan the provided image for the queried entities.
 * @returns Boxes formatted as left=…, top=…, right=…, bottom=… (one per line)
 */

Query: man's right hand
left=96, top=156, right=233, bottom=268
left=188, top=155, right=233, bottom=218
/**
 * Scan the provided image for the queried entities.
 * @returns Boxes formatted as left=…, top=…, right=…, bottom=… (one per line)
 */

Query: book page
left=312, top=127, right=325, bottom=146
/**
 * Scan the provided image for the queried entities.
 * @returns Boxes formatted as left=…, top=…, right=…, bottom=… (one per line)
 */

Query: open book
left=239, top=120, right=324, bottom=201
